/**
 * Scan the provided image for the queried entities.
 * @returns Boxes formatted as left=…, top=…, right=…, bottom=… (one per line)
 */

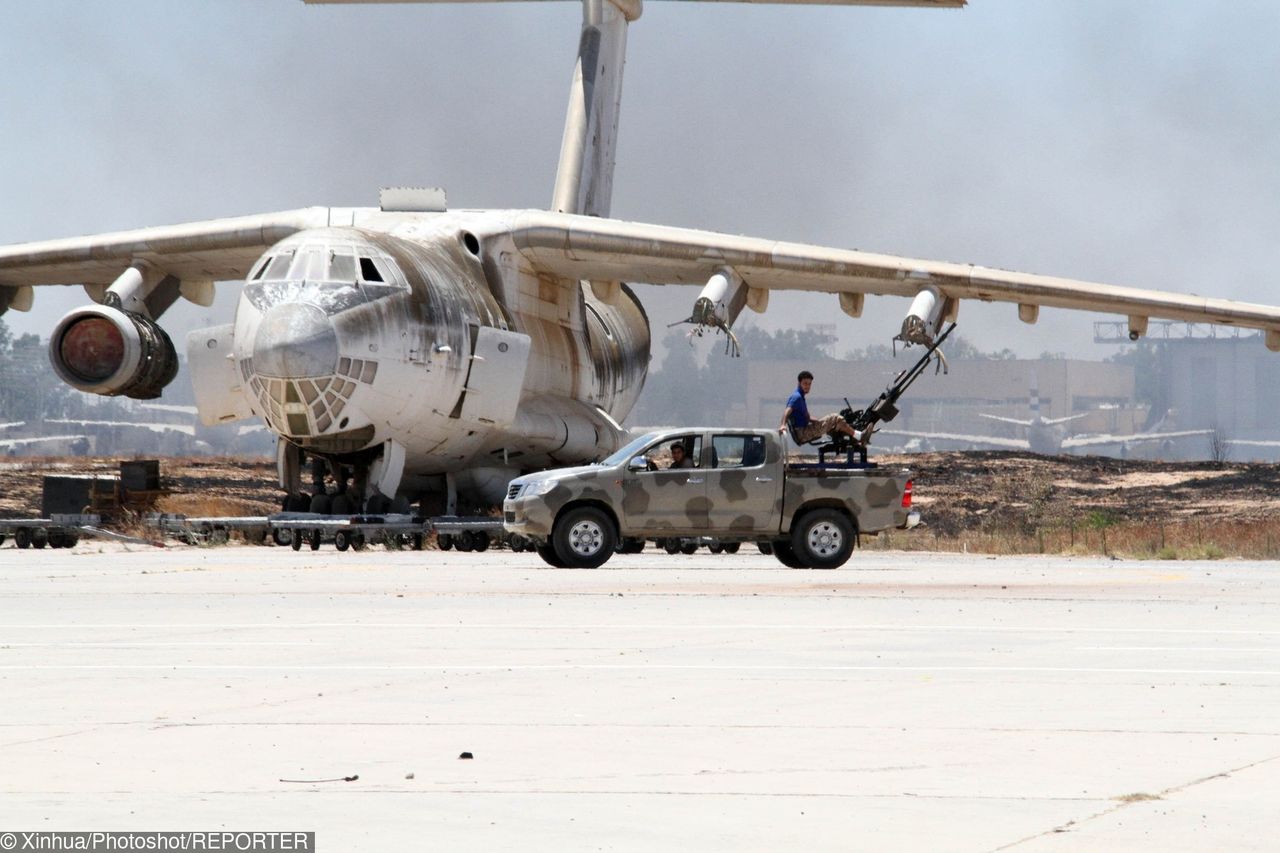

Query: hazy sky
left=1, top=0, right=1278, bottom=365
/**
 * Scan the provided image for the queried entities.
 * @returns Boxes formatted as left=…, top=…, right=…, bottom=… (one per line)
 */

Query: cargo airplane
left=2, top=0, right=1280, bottom=512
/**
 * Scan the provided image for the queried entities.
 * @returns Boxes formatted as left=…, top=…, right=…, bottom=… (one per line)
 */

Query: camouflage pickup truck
left=504, top=428, right=917, bottom=569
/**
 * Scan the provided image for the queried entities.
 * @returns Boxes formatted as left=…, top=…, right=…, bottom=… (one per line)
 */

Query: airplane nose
left=252, top=303, right=339, bottom=378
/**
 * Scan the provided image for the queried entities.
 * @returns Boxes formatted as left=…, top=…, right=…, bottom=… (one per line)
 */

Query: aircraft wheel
left=616, top=537, right=645, bottom=554
left=32, top=528, right=48, bottom=549
left=790, top=509, right=854, bottom=570
left=551, top=506, right=616, bottom=569
left=310, top=494, right=333, bottom=515
left=14, top=528, right=31, bottom=550
left=334, top=530, right=352, bottom=552
left=330, top=494, right=355, bottom=516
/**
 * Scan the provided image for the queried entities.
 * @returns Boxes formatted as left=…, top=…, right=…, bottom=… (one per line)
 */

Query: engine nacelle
left=49, top=305, right=179, bottom=399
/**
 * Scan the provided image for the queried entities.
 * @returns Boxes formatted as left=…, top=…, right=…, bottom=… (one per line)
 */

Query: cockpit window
left=249, top=256, right=270, bottom=281
left=290, top=250, right=328, bottom=282
left=359, top=257, right=384, bottom=282
left=329, top=253, right=357, bottom=282
left=262, top=253, right=294, bottom=281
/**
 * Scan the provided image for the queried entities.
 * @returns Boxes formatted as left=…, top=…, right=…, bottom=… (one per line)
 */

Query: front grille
left=506, top=483, right=523, bottom=500
left=504, top=511, right=516, bottom=523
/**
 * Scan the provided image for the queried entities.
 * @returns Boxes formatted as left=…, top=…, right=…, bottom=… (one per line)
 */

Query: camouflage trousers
left=794, top=413, right=845, bottom=443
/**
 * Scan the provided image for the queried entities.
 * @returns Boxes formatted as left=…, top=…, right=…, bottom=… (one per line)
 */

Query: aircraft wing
left=1062, top=429, right=1212, bottom=449
left=0, top=208, right=331, bottom=312
left=977, top=414, right=1032, bottom=427
left=509, top=211, right=1280, bottom=347
left=0, top=434, right=87, bottom=450
left=878, top=429, right=1029, bottom=451
left=1042, top=413, right=1090, bottom=426
left=0, top=421, right=24, bottom=431
left=47, top=418, right=196, bottom=437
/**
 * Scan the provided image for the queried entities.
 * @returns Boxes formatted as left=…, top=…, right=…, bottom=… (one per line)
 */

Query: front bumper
left=502, top=494, right=555, bottom=540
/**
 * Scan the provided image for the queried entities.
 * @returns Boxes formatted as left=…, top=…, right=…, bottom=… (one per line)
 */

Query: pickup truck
left=503, top=427, right=917, bottom=569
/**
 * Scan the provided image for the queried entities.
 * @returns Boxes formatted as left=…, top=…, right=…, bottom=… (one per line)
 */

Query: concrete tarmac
left=1, top=542, right=1278, bottom=851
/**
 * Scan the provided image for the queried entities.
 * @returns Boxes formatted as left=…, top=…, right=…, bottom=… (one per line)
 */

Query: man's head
left=670, top=443, right=686, bottom=461
left=797, top=370, right=813, bottom=393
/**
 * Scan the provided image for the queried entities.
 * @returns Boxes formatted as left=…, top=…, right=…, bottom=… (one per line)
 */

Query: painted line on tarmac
left=4, top=623, right=1280, bottom=635
left=5, top=664, right=1280, bottom=675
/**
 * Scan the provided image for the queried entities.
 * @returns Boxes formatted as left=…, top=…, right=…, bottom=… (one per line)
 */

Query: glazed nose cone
left=252, top=303, right=339, bottom=378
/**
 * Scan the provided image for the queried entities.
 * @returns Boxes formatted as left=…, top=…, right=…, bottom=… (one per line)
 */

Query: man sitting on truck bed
left=780, top=370, right=865, bottom=445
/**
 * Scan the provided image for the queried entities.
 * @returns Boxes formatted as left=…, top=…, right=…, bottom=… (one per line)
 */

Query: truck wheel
left=272, top=528, right=292, bottom=547
left=309, top=529, right=322, bottom=551
left=334, top=530, right=351, bottom=552
left=473, top=532, right=490, bottom=553
left=679, top=541, right=699, bottom=555
left=536, top=542, right=566, bottom=568
left=456, top=531, right=476, bottom=552
left=663, top=538, right=681, bottom=555
left=708, top=542, right=724, bottom=554
left=757, top=541, right=773, bottom=556
left=290, top=531, right=303, bottom=551
left=437, top=533, right=454, bottom=551
left=772, top=541, right=810, bottom=569
left=552, top=506, right=616, bottom=569
left=15, top=528, right=31, bottom=550
left=723, top=543, right=740, bottom=555
left=351, top=532, right=367, bottom=551
left=32, top=528, right=48, bottom=549
left=791, top=509, right=855, bottom=570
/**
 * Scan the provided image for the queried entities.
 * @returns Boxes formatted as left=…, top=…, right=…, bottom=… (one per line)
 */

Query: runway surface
left=1, top=542, right=1278, bottom=851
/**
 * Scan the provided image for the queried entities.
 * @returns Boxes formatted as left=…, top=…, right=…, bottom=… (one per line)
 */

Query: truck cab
left=504, top=428, right=917, bottom=569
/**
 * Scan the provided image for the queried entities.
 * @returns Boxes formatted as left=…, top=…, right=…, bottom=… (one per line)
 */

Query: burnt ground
left=3, top=452, right=1278, bottom=538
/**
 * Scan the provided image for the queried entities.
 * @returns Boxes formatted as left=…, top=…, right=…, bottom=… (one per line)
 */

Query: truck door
left=620, top=434, right=709, bottom=534
left=703, top=433, right=779, bottom=533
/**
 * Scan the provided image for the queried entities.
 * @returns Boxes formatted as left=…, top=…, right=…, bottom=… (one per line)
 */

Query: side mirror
left=627, top=456, right=648, bottom=472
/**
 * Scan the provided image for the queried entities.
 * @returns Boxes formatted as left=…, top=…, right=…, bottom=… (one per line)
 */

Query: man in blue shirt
left=779, top=370, right=864, bottom=444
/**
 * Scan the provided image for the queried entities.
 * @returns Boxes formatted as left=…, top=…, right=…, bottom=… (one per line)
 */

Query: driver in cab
left=668, top=442, right=695, bottom=469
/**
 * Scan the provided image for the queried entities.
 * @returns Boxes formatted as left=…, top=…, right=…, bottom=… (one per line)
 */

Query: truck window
left=711, top=434, right=765, bottom=469
left=647, top=435, right=701, bottom=470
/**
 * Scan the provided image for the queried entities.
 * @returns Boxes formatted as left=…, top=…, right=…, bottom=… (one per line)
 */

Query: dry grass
left=155, top=493, right=274, bottom=518
left=884, top=516, right=1280, bottom=560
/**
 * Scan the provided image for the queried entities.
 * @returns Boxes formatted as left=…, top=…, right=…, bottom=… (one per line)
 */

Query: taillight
left=902, top=479, right=913, bottom=508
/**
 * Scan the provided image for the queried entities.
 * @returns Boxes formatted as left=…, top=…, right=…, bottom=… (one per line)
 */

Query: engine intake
left=49, top=305, right=179, bottom=399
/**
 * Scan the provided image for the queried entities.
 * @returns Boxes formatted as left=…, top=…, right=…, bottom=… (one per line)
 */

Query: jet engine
left=49, top=305, right=179, bottom=399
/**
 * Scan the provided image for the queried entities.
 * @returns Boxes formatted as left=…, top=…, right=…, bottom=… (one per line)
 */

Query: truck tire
left=772, top=540, right=810, bottom=569
left=790, top=508, right=855, bottom=570
left=309, top=529, right=322, bottom=551
left=351, top=532, right=367, bottom=551
left=272, top=528, right=292, bottom=547
left=679, top=541, right=699, bottom=555
left=32, top=528, right=48, bottom=549
left=15, top=528, right=31, bottom=549
left=662, top=538, right=681, bottom=555
left=552, top=506, right=616, bottom=569
left=290, top=531, right=303, bottom=551
left=334, top=530, right=352, bottom=552
left=437, top=533, right=454, bottom=551
left=723, top=543, right=740, bottom=554
left=473, top=532, right=490, bottom=553
left=536, top=542, right=566, bottom=568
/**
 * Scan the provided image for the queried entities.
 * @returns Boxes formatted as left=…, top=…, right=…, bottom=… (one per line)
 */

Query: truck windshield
left=599, top=432, right=660, bottom=466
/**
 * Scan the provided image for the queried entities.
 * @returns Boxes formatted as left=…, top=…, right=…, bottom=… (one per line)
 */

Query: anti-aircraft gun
left=824, top=323, right=957, bottom=465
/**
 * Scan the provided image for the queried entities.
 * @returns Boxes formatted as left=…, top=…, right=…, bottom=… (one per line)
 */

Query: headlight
left=522, top=479, right=559, bottom=497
